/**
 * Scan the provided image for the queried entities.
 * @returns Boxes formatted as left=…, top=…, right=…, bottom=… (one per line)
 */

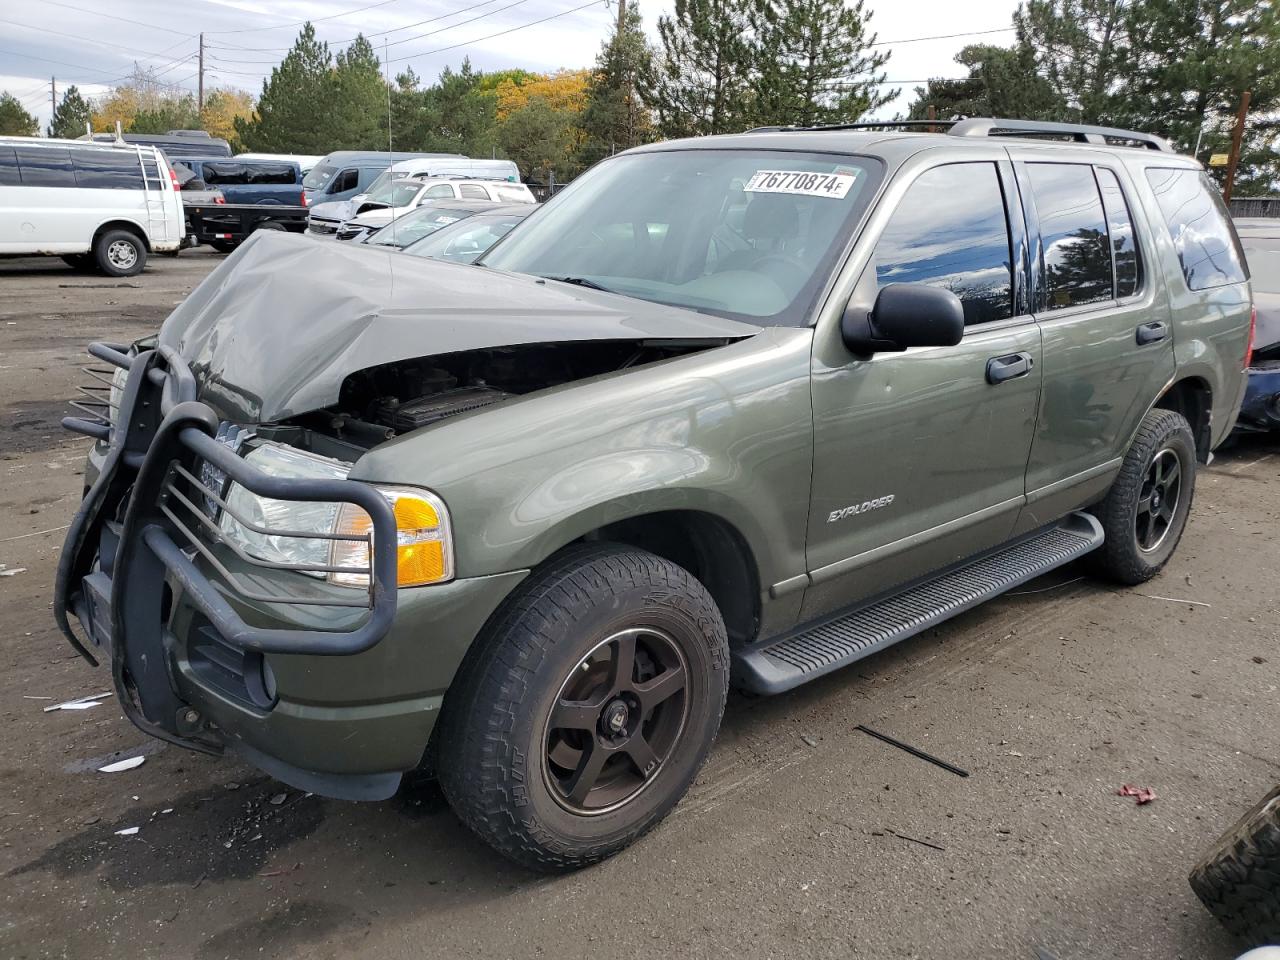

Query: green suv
left=56, top=118, right=1253, bottom=871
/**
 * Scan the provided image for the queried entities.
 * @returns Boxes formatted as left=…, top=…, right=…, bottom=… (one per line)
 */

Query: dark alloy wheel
left=543, top=626, right=689, bottom=814
left=1091, top=407, right=1196, bottom=585
left=437, top=543, right=729, bottom=872
left=1135, top=447, right=1182, bottom=553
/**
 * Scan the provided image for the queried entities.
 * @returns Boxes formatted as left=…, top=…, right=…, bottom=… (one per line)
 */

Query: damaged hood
left=159, top=230, right=759, bottom=423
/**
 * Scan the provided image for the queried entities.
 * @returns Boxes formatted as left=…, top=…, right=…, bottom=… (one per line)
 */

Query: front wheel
left=1090, top=408, right=1197, bottom=584
left=437, top=543, right=729, bottom=871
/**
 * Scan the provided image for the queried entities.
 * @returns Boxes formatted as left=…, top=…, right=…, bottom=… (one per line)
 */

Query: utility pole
left=1223, top=89, right=1250, bottom=203
left=50, top=76, right=57, bottom=128
left=198, top=33, right=205, bottom=113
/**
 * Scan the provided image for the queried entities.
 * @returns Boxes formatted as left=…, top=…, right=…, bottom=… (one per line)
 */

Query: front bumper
left=55, top=343, right=525, bottom=799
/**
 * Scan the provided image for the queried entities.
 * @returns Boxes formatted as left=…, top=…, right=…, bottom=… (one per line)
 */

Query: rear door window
left=459, top=183, right=489, bottom=199
left=71, top=148, right=144, bottom=190
left=1025, top=163, right=1112, bottom=310
left=15, top=147, right=76, bottom=188
left=1094, top=168, right=1142, bottom=298
left=423, top=183, right=455, bottom=199
left=874, top=162, right=1014, bottom=326
left=1144, top=167, right=1248, bottom=290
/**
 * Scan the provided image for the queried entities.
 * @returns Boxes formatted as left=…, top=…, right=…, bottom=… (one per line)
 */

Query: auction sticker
left=744, top=170, right=857, bottom=199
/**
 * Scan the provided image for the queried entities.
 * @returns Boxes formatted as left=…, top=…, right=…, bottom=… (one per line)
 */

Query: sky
left=0, top=0, right=1022, bottom=132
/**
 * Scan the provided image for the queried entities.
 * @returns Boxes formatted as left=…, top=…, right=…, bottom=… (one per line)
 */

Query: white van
left=0, top=136, right=184, bottom=276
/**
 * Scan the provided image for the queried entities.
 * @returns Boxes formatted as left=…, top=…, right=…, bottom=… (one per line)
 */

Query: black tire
left=1189, top=785, right=1280, bottom=947
left=210, top=240, right=238, bottom=254
left=93, top=229, right=146, bottom=277
left=437, top=543, right=729, bottom=872
left=1090, top=408, right=1196, bottom=585
left=60, top=253, right=91, bottom=270
left=252, top=221, right=286, bottom=232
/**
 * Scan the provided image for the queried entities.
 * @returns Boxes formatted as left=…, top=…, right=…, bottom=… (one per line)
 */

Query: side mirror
left=841, top=283, right=966, bottom=354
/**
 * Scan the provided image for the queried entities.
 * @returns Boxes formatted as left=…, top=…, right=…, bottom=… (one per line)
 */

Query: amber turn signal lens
left=330, top=486, right=453, bottom=588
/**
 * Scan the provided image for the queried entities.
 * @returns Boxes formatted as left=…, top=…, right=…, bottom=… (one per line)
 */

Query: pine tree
left=235, top=23, right=336, bottom=152
left=1123, top=0, right=1279, bottom=189
left=422, top=60, right=500, bottom=156
left=1014, top=0, right=1134, bottom=124
left=650, top=0, right=756, bottom=138
left=333, top=35, right=387, bottom=150
left=0, top=92, right=39, bottom=136
left=750, top=0, right=891, bottom=127
left=48, top=85, right=91, bottom=139
left=580, top=5, right=654, bottom=166
left=905, top=43, right=1064, bottom=121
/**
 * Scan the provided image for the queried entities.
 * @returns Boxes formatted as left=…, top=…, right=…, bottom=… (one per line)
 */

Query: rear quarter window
left=1144, top=167, right=1248, bottom=290
left=71, top=148, right=144, bottom=190
left=0, top=147, right=19, bottom=186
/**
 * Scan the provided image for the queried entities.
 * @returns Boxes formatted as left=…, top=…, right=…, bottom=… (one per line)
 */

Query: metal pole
left=50, top=77, right=56, bottom=132
left=1224, top=89, right=1250, bottom=203
left=198, top=33, right=205, bottom=113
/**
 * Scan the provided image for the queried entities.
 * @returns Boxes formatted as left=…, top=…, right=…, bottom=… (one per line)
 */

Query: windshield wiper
left=540, top=275, right=613, bottom=293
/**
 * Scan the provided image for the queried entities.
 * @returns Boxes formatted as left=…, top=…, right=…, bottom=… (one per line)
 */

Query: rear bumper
left=55, top=342, right=524, bottom=799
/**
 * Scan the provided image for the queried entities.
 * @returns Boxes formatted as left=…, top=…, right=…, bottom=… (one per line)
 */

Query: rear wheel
left=210, top=240, right=238, bottom=254
left=437, top=543, right=729, bottom=871
left=93, top=229, right=146, bottom=277
left=1090, top=408, right=1196, bottom=584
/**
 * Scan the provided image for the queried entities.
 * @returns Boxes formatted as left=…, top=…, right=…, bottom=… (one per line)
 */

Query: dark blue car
left=1236, top=219, right=1280, bottom=431
left=178, top=157, right=304, bottom=206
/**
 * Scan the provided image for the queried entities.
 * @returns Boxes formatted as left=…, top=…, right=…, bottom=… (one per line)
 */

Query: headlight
left=216, top=442, right=454, bottom=588
left=108, top=364, right=128, bottom=422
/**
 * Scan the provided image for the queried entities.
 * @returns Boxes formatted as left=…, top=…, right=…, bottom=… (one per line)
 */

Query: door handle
left=986, top=352, right=1033, bottom=384
left=1136, top=321, right=1169, bottom=345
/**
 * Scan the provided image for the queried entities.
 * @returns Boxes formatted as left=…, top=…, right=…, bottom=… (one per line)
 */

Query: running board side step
left=734, top=512, right=1103, bottom=695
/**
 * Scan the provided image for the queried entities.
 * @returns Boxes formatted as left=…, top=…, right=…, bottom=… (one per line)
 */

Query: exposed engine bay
left=260, top=339, right=731, bottom=459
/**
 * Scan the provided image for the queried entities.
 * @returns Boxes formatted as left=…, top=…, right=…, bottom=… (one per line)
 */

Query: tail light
left=215, top=196, right=226, bottom=205
left=1245, top=304, right=1256, bottom=368
left=168, top=165, right=180, bottom=192
left=300, top=190, right=308, bottom=207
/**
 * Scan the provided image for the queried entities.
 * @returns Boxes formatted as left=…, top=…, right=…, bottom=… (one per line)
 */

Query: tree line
left=1, top=0, right=1275, bottom=189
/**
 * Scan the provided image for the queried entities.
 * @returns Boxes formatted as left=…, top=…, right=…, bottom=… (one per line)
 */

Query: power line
left=205, top=0, right=516, bottom=54
left=0, top=16, right=194, bottom=62
left=204, top=0, right=406, bottom=35
left=34, top=0, right=196, bottom=38
left=385, top=0, right=607, bottom=64
left=870, top=26, right=1015, bottom=47
left=0, top=48, right=199, bottom=94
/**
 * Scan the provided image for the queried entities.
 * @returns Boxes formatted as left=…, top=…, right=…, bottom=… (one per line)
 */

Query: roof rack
left=748, top=120, right=958, bottom=134
left=748, top=116, right=1175, bottom=152
left=948, top=117, right=1174, bottom=151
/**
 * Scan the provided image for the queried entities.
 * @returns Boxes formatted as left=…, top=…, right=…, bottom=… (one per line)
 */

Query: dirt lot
left=1, top=251, right=1277, bottom=960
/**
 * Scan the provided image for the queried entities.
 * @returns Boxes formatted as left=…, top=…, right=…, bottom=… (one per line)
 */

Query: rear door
left=139, top=150, right=180, bottom=246
left=804, top=156, right=1042, bottom=622
left=1009, top=152, right=1176, bottom=533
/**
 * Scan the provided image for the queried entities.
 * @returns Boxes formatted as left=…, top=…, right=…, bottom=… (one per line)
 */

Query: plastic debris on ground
left=44, top=692, right=111, bottom=712
left=0, top=565, right=28, bottom=577
left=115, top=826, right=140, bottom=836
left=1118, top=784, right=1156, bottom=804
left=99, top=756, right=146, bottom=773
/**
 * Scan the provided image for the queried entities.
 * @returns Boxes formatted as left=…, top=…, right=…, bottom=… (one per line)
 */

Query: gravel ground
left=0, top=251, right=1277, bottom=960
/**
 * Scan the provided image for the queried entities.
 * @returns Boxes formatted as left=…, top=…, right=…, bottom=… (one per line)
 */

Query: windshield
left=482, top=149, right=879, bottom=324
left=366, top=206, right=477, bottom=248
left=302, top=161, right=337, bottom=190
left=368, top=180, right=423, bottom=207
left=404, top=213, right=528, bottom=262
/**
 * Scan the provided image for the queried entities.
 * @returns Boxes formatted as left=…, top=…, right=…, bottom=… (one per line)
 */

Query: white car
left=0, top=136, right=184, bottom=276
left=332, top=178, right=536, bottom=241
left=311, top=174, right=534, bottom=236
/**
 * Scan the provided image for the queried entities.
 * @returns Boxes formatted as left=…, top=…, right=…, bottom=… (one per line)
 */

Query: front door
left=803, top=158, right=1042, bottom=623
